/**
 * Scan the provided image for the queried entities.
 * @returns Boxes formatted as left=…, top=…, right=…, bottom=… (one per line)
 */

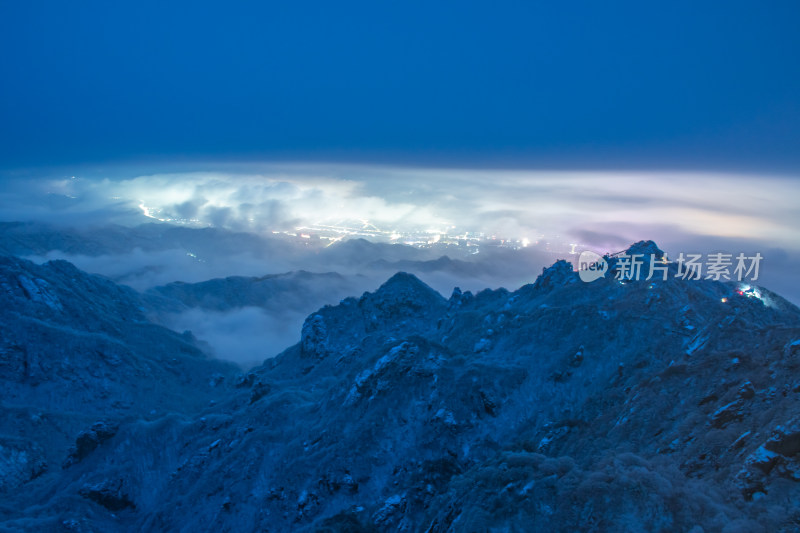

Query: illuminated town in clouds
left=138, top=199, right=578, bottom=256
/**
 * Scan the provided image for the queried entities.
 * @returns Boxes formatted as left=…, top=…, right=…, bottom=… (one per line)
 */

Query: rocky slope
left=1, top=241, right=800, bottom=532
left=0, top=255, right=238, bottom=529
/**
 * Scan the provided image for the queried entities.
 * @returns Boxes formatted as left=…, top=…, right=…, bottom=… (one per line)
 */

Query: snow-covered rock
left=2, top=241, right=800, bottom=532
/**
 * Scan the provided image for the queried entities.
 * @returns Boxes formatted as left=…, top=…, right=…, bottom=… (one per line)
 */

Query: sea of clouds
left=1, top=163, right=797, bottom=365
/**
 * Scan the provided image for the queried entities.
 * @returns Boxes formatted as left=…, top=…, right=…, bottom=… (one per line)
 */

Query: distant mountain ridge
left=0, top=221, right=297, bottom=257
left=151, top=270, right=356, bottom=312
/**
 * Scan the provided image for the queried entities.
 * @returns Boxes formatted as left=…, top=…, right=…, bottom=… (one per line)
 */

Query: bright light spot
left=721, top=298, right=728, bottom=303
left=737, top=284, right=771, bottom=307
left=739, top=284, right=761, bottom=299
left=139, top=202, right=156, bottom=219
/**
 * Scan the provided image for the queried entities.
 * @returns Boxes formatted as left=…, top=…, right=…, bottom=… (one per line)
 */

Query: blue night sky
left=2, top=1, right=799, bottom=171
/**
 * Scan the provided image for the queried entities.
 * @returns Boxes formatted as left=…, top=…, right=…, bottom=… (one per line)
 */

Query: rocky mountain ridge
left=1, top=241, right=800, bottom=531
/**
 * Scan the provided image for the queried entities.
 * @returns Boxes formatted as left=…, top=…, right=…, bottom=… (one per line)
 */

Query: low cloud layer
left=2, top=164, right=797, bottom=248
left=160, top=307, right=306, bottom=368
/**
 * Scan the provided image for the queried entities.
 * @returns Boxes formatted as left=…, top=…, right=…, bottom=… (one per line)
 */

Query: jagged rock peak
left=620, top=240, right=665, bottom=259
left=533, top=259, right=577, bottom=290
left=374, top=272, right=445, bottom=302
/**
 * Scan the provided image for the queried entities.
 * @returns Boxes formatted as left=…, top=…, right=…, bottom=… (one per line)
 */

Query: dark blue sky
left=1, top=1, right=799, bottom=171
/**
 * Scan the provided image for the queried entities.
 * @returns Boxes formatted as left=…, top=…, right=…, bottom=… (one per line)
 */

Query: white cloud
left=3, top=164, right=798, bottom=251
left=4, top=163, right=800, bottom=361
